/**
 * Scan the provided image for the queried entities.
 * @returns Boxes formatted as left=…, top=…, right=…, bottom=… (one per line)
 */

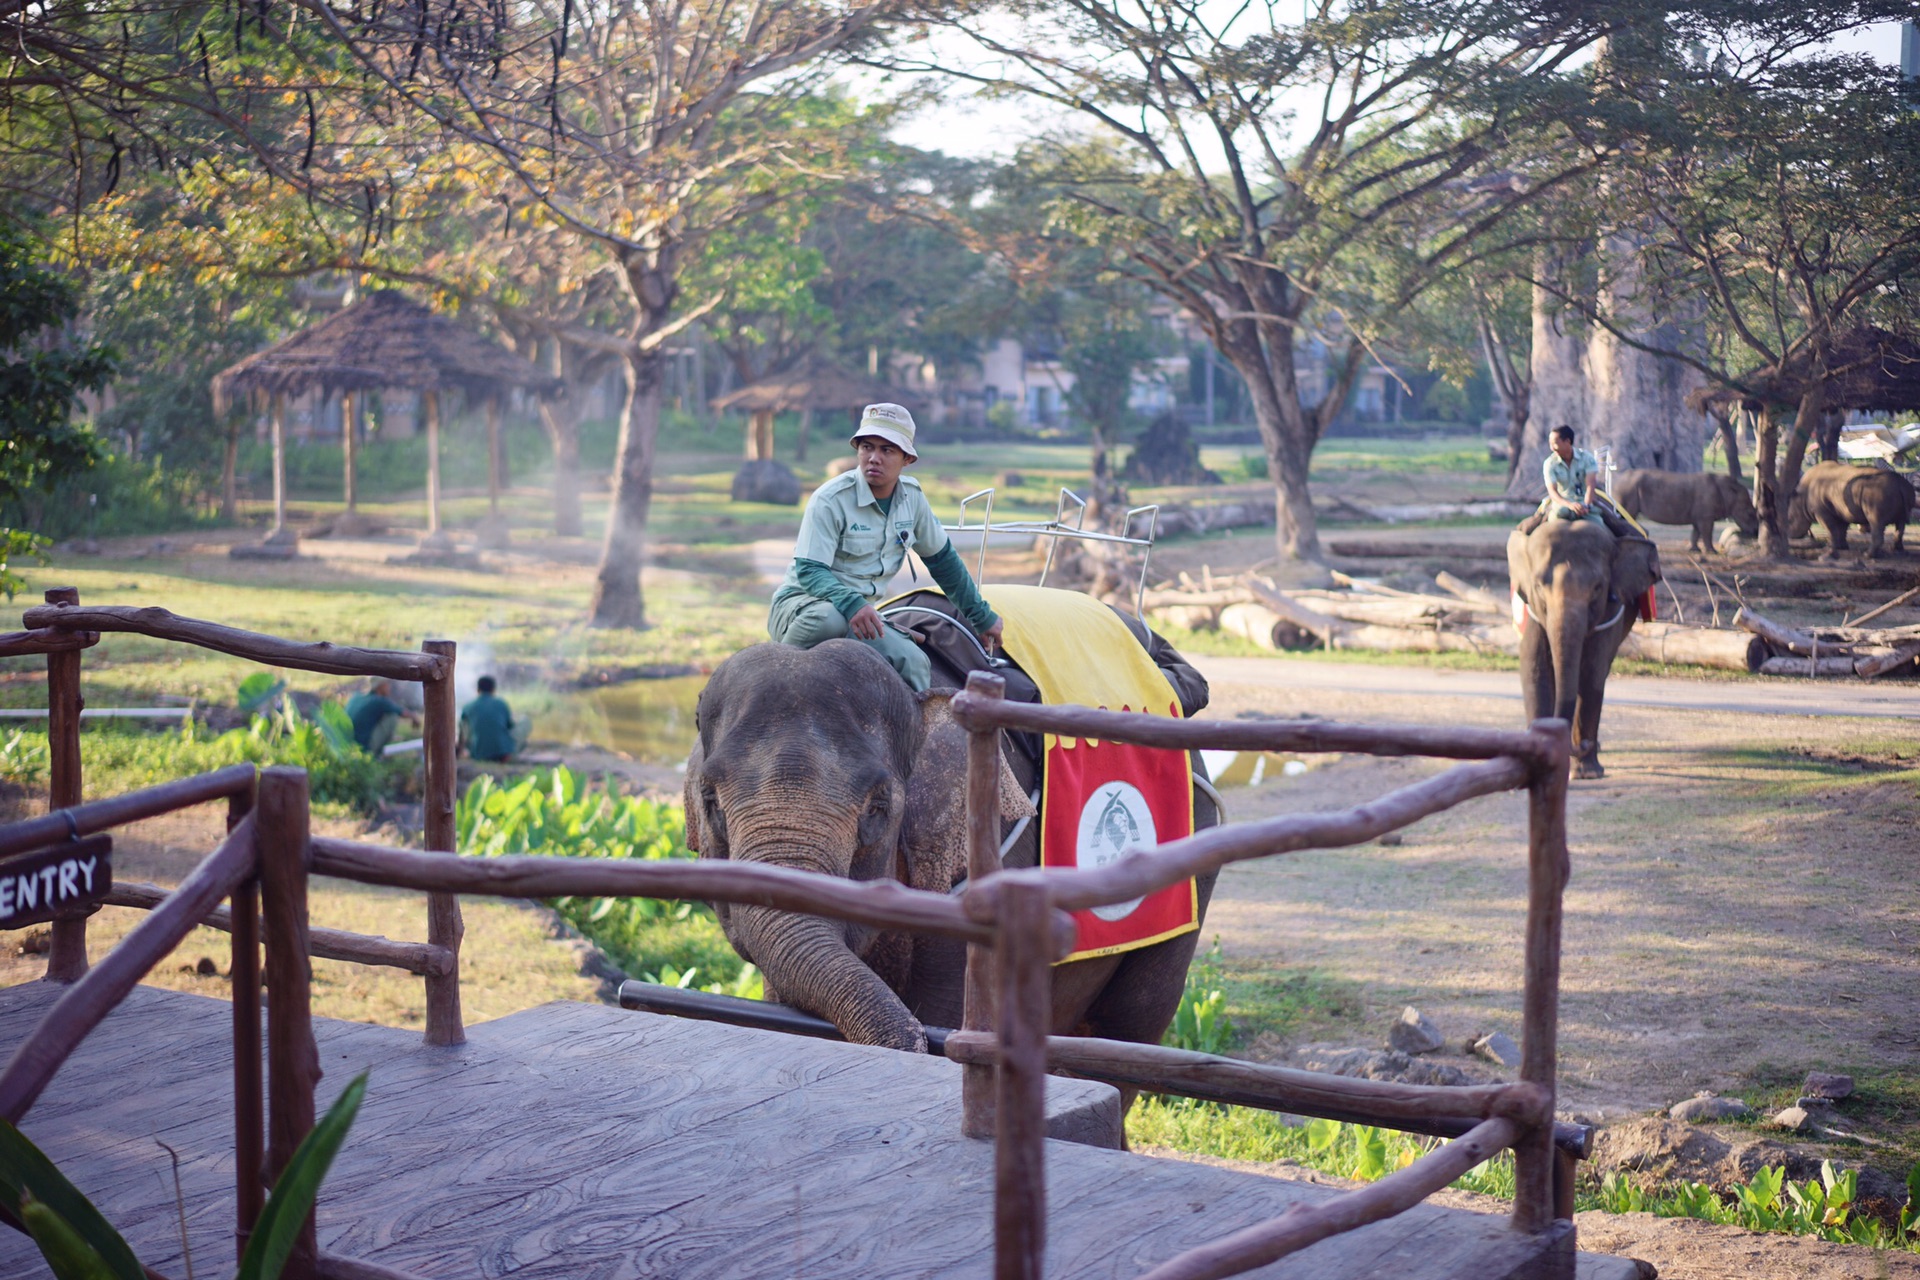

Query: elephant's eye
left=865, top=794, right=889, bottom=819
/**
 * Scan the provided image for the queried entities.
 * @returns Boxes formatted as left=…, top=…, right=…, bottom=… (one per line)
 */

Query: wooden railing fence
left=2, top=611, right=1582, bottom=1280
left=4, top=589, right=468, bottom=1047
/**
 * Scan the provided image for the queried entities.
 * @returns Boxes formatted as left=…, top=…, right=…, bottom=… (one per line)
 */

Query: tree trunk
left=796, top=408, right=811, bottom=463
left=1754, top=407, right=1785, bottom=559
left=270, top=394, right=287, bottom=536
left=1585, top=230, right=1710, bottom=474
left=1512, top=250, right=1588, bottom=500
left=1769, top=378, right=1826, bottom=561
left=1713, top=409, right=1742, bottom=483
left=591, top=350, right=660, bottom=628
left=1479, top=315, right=1531, bottom=487
left=424, top=390, right=443, bottom=537
left=540, top=395, right=585, bottom=537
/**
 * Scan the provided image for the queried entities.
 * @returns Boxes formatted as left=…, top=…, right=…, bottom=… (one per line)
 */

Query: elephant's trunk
left=1548, top=597, right=1588, bottom=727
left=727, top=902, right=926, bottom=1052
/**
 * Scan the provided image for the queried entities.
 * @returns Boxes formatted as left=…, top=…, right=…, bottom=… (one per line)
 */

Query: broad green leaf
left=19, top=1194, right=119, bottom=1280
left=0, top=1122, right=144, bottom=1280
left=237, top=672, right=285, bottom=712
left=236, top=1072, right=368, bottom=1280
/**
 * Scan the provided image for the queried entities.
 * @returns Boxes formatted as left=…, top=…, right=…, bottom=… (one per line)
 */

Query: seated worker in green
left=346, top=679, right=417, bottom=755
left=460, top=676, right=516, bottom=762
left=1542, top=424, right=1603, bottom=524
left=769, top=402, right=1002, bottom=692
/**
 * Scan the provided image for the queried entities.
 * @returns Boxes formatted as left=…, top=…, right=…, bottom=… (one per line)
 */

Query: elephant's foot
left=1573, top=757, right=1606, bottom=780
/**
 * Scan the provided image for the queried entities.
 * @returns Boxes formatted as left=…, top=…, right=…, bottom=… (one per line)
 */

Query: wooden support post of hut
left=712, top=360, right=924, bottom=505
left=211, top=290, right=556, bottom=562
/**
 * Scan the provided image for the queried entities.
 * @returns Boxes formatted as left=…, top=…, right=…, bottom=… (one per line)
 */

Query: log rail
left=13, top=591, right=467, bottom=1047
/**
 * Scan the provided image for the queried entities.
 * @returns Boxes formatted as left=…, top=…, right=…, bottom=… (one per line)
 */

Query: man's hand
left=849, top=604, right=884, bottom=640
left=979, top=617, right=1005, bottom=654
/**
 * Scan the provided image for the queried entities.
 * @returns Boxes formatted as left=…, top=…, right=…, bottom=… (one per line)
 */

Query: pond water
left=537, top=675, right=708, bottom=765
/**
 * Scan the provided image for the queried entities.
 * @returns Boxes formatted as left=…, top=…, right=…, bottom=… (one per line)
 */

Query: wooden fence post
left=993, top=873, right=1052, bottom=1280
left=257, top=766, right=319, bottom=1280
left=43, top=586, right=90, bottom=983
left=960, top=671, right=1006, bottom=1140
left=420, top=639, right=465, bottom=1046
left=1515, top=718, right=1571, bottom=1240
left=228, top=783, right=265, bottom=1250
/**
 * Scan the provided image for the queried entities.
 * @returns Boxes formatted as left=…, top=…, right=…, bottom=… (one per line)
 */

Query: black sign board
left=0, top=834, right=113, bottom=930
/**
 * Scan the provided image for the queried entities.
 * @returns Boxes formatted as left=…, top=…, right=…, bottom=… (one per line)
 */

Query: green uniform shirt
left=346, top=692, right=404, bottom=751
left=460, top=693, right=516, bottom=761
left=778, top=471, right=949, bottom=604
left=1543, top=448, right=1600, bottom=509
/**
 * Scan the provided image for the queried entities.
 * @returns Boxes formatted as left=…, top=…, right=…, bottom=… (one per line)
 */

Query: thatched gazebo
left=212, top=290, right=556, bottom=555
left=712, top=360, right=926, bottom=463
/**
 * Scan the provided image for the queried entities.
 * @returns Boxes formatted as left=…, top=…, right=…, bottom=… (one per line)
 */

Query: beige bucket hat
left=851, top=402, right=918, bottom=458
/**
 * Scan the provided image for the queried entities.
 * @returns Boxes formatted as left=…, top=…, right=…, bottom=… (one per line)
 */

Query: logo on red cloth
left=1042, top=718, right=1196, bottom=961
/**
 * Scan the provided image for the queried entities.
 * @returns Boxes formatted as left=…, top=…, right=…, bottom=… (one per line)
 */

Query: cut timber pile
left=1147, top=570, right=1767, bottom=671
left=1734, top=604, right=1920, bottom=679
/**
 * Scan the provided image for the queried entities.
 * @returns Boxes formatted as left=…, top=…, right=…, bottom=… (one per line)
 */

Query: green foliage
left=235, top=1073, right=367, bottom=1280
left=4, top=452, right=211, bottom=540
left=10, top=707, right=407, bottom=817
left=458, top=767, right=755, bottom=989
left=0, top=231, right=113, bottom=505
left=0, top=1117, right=145, bottom=1280
left=1163, top=941, right=1233, bottom=1055
left=0, top=528, right=48, bottom=598
left=1593, top=1161, right=1919, bottom=1251
left=0, top=1072, right=367, bottom=1280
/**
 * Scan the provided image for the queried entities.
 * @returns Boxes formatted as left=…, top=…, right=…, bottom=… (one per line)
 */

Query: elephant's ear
left=1505, top=528, right=1531, bottom=604
left=901, top=693, right=1034, bottom=894
left=682, top=737, right=721, bottom=858
left=1612, top=535, right=1661, bottom=601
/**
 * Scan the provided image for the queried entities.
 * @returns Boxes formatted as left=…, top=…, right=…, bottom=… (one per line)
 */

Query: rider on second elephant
left=767, top=402, right=1002, bottom=691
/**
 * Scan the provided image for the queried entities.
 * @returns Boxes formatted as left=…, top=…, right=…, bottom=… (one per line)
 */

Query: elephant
left=1507, top=519, right=1663, bottom=780
left=683, top=638, right=1220, bottom=1056
left=1613, top=469, right=1758, bottom=553
left=1789, top=461, right=1913, bottom=559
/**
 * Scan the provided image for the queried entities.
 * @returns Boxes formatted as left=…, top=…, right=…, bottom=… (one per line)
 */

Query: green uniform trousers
left=768, top=591, right=932, bottom=692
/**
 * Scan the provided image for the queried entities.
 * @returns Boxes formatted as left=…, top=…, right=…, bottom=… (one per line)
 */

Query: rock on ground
left=1388, top=1006, right=1446, bottom=1055
left=1669, top=1094, right=1752, bottom=1124
left=1291, top=1044, right=1477, bottom=1087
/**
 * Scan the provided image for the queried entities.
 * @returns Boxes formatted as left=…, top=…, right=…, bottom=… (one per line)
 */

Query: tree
left=297, top=0, right=909, bottom=627
left=1547, top=38, right=1920, bottom=557
left=894, top=0, right=1632, bottom=572
left=0, top=230, right=114, bottom=593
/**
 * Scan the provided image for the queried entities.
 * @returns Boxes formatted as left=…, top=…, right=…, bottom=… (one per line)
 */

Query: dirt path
left=1198, top=667, right=1920, bottom=1120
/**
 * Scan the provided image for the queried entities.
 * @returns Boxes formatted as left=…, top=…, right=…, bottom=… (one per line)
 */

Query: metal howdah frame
left=945, top=487, right=1161, bottom=618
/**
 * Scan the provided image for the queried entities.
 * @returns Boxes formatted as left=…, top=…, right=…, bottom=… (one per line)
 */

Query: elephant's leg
left=1050, top=954, right=1126, bottom=1037
left=1822, top=515, right=1849, bottom=558
left=1518, top=618, right=1556, bottom=724
left=1692, top=520, right=1709, bottom=554
left=1867, top=518, right=1888, bottom=559
left=1571, top=626, right=1628, bottom=780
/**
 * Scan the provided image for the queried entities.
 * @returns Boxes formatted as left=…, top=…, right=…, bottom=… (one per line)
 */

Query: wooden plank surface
left=0, top=984, right=1607, bottom=1280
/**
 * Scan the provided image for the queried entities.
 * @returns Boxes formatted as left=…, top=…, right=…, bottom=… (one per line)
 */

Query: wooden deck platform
left=0, top=983, right=1635, bottom=1279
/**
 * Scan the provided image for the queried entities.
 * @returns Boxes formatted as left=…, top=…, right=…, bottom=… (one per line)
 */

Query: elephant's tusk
left=1590, top=600, right=1626, bottom=633
left=1190, top=771, right=1230, bottom=825
left=996, top=790, right=1043, bottom=858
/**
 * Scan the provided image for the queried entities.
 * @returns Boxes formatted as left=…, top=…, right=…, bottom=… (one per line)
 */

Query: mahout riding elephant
left=1613, top=469, right=1758, bottom=553
left=684, top=638, right=1220, bottom=1054
left=1507, top=519, right=1662, bottom=780
left=1790, top=461, right=1913, bottom=559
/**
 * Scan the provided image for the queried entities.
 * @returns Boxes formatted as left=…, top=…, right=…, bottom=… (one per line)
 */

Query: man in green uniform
left=1542, top=425, right=1603, bottom=524
left=346, top=680, right=416, bottom=754
left=459, top=675, right=517, bottom=762
left=769, top=402, right=1002, bottom=692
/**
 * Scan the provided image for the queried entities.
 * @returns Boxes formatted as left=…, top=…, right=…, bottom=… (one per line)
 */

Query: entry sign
left=0, top=834, right=113, bottom=930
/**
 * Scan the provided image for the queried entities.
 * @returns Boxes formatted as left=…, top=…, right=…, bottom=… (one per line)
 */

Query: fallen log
left=1733, top=607, right=1849, bottom=657
left=1328, top=539, right=1507, bottom=561
left=1617, top=624, right=1768, bottom=672
left=1153, top=604, right=1223, bottom=632
left=1435, top=571, right=1506, bottom=610
left=1855, top=641, right=1920, bottom=679
left=1759, top=655, right=1860, bottom=677
left=1846, top=585, right=1920, bottom=628
left=1140, top=587, right=1256, bottom=609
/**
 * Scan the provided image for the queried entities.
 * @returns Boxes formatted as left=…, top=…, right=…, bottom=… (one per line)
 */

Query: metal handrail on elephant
left=949, top=486, right=1162, bottom=617
left=948, top=671, right=1577, bottom=1280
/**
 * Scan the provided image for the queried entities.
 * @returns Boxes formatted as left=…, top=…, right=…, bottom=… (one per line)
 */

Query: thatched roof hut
left=211, top=290, right=555, bottom=411
left=212, top=290, right=557, bottom=554
left=710, top=361, right=925, bottom=415
left=1689, top=326, right=1920, bottom=416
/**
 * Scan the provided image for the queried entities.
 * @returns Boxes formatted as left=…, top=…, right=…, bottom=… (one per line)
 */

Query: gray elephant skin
left=684, top=639, right=1219, bottom=1055
left=1613, top=469, right=1757, bottom=553
left=1789, top=461, right=1913, bottom=558
left=1507, top=521, right=1662, bottom=780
